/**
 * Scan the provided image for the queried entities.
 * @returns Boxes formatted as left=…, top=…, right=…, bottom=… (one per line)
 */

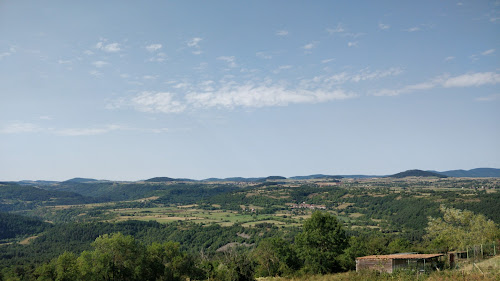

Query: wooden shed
left=356, top=253, right=444, bottom=273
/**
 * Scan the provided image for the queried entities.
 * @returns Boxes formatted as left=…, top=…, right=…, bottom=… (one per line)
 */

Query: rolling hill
left=389, top=169, right=448, bottom=178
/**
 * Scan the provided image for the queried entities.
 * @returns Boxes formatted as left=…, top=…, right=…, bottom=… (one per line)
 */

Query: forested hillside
left=1, top=177, right=499, bottom=280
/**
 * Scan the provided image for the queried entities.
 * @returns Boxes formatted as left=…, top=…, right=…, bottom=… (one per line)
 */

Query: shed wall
left=356, top=258, right=393, bottom=273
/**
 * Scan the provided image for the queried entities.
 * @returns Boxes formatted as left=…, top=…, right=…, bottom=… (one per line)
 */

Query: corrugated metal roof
left=357, top=254, right=444, bottom=260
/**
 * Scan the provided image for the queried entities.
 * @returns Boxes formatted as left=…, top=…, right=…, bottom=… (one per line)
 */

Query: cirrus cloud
left=374, top=72, right=500, bottom=96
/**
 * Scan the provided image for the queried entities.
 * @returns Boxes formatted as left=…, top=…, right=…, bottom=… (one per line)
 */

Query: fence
left=449, top=241, right=498, bottom=268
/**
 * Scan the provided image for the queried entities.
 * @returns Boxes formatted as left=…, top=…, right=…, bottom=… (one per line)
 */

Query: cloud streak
left=96, top=42, right=121, bottom=52
left=119, top=81, right=358, bottom=114
left=374, top=72, right=500, bottom=96
left=276, top=30, right=289, bottom=36
left=146, top=44, right=162, bottom=52
left=217, top=56, right=237, bottom=68
left=476, top=93, right=500, bottom=102
left=0, top=122, right=170, bottom=136
left=0, top=122, right=41, bottom=134
left=108, top=67, right=406, bottom=114
left=378, top=23, right=390, bottom=30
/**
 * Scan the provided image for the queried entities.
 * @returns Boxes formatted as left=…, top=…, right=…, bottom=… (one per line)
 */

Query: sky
left=1, top=1, right=499, bottom=181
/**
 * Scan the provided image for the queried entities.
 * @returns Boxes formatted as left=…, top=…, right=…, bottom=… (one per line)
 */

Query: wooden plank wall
left=356, top=258, right=393, bottom=273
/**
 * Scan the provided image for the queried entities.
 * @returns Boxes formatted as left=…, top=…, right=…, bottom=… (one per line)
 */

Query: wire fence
left=448, top=241, right=498, bottom=269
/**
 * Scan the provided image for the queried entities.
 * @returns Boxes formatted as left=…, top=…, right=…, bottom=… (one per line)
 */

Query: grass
left=460, top=255, right=500, bottom=277
left=258, top=268, right=500, bottom=281
left=106, top=205, right=307, bottom=227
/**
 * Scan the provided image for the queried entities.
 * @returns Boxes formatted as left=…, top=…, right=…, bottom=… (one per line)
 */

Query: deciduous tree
left=296, top=211, right=348, bottom=274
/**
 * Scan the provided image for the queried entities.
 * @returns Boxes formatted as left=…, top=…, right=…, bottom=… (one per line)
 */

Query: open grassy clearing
left=106, top=205, right=309, bottom=227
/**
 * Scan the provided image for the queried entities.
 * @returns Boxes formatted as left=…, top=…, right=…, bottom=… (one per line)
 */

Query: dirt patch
left=19, top=236, right=38, bottom=245
left=216, top=242, right=253, bottom=252
left=336, top=203, right=354, bottom=210
left=349, top=213, right=364, bottom=218
left=178, top=204, right=198, bottom=208
left=133, top=196, right=159, bottom=202
left=237, top=233, right=251, bottom=239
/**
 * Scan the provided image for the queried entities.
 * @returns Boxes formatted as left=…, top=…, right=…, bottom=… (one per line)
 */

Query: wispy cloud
left=444, top=56, right=455, bottom=62
left=316, top=67, right=403, bottom=87
left=145, top=44, right=162, bottom=52
left=326, top=24, right=363, bottom=38
left=120, top=82, right=357, bottom=114
left=476, top=93, right=500, bottom=102
left=374, top=72, right=500, bottom=96
left=0, top=46, right=16, bottom=60
left=142, top=75, right=158, bottom=80
left=92, top=61, right=109, bottom=68
left=326, top=24, right=345, bottom=34
left=186, top=37, right=203, bottom=55
left=186, top=84, right=355, bottom=109
left=187, top=37, right=202, bottom=48
left=405, top=27, right=420, bottom=32
left=273, top=65, right=293, bottom=74
left=347, top=41, right=358, bottom=47
left=303, top=42, right=316, bottom=50
left=378, top=23, right=390, bottom=30
left=110, top=67, right=405, bottom=114
left=276, top=30, right=290, bottom=37
left=470, top=49, right=496, bottom=62
left=0, top=52, right=12, bottom=59
left=481, top=49, right=495, bottom=56
left=217, top=56, right=237, bottom=68
left=149, top=52, right=167, bottom=62
left=0, top=122, right=41, bottom=134
left=0, top=122, right=170, bottom=136
left=256, top=52, right=272, bottom=59
left=56, top=125, right=123, bottom=136
left=58, top=59, right=72, bottom=65
left=89, top=70, right=103, bottom=77
left=193, top=62, right=208, bottom=71
left=96, top=41, right=121, bottom=52
left=132, top=92, right=187, bottom=113
left=442, top=72, right=500, bottom=87
left=321, top=58, right=335, bottom=64
left=174, top=83, right=191, bottom=89
left=276, top=30, right=289, bottom=36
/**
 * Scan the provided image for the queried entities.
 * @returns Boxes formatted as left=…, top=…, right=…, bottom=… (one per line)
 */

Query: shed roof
left=357, top=254, right=444, bottom=260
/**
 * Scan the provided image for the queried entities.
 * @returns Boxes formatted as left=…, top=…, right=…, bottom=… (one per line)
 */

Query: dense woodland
left=0, top=176, right=499, bottom=280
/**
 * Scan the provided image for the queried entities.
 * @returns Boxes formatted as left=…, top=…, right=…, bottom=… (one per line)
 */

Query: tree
left=426, top=205, right=499, bottom=251
left=146, top=241, right=197, bottom=281
left=252, top=237, right=300, bottom=277
left=77, top=233, right=146, bottom=281
left=54, top=252, right=79, bottom=281
left=295, top=211, right=348, bottom=274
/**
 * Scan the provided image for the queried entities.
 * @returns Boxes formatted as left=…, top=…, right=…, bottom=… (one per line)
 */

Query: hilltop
left=435, top=168, right=500, bottom=178
left=389, top=169, right=448, bottom=178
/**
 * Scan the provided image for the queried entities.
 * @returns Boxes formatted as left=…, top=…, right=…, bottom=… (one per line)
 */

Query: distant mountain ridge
left=6, top=167, right=500, bottom=185
left=431, top=168, right=500, bottom=178
left=62, top=178, right=101, bottom=184
left=389, top=169, right=448, bottom=178
left=144, top=177, right=194, bottom=182
left=289, top=174, right=343, bottom=180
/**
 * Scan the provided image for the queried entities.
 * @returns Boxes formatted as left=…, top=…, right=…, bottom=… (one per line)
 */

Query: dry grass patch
left=349, top=213, right=363, bottom=218
left=336, top=203, right=354, bottom=210
left=19, top=236, right=38, bottom=245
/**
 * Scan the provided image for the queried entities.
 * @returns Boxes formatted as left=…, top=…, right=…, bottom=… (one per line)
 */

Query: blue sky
left=1, top=0, right=499, bottom=181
